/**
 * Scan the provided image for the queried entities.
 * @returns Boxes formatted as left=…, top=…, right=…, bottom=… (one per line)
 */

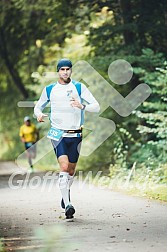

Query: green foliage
left=0, top=239, right=6, bottom=252
left=87, top=0, right=167, bottom=56
left=133, top=59, right=167, bottom=165
left=0, top=1, right=167, bottom=199
left=83, top=49, right=167, bottom=195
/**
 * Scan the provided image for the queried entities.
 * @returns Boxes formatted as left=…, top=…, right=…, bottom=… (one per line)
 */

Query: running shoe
left=65, top=204, right=75, bottom=219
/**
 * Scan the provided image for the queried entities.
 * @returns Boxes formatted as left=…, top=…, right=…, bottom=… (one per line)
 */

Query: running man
left=19, top=116, right=39, bottom=171
left=34, top=58, right=100, bottom=219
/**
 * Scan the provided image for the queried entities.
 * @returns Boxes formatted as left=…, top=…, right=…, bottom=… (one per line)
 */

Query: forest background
left=0, top=0, right=166, bottom=200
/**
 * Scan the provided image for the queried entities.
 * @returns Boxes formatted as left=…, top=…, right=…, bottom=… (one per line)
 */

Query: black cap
left=57, top=58, right=72, bottom=72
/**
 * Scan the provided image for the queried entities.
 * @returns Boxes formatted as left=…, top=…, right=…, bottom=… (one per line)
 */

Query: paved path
left=0, top=162, right=166, bottom=251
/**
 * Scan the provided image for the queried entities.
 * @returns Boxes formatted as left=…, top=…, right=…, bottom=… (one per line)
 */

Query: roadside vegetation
left=0, top=0, right=166, bottom=201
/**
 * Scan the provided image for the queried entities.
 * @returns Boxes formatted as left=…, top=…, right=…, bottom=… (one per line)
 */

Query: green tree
left=86, top=0, right=167, bottom=56
left=133, top=58, right=167, bottom=167
left=0, top=0, right=74, bottom=98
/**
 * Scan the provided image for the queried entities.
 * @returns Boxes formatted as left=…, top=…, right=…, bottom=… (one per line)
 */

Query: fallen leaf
left=109, top=236, right=116, bottom=238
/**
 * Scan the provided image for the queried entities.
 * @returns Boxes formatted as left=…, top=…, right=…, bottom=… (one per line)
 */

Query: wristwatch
left=81, top=104, right=86, bottom=110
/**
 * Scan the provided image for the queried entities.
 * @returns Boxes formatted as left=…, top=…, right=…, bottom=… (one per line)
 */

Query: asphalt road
left=0, top=162, right=166, bottom=252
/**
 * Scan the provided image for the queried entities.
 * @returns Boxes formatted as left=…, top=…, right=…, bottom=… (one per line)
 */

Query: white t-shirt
left=34, top=79, right=100, bottom=137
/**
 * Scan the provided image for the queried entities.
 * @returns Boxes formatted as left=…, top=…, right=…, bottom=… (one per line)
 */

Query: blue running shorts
left=51, top=137, right=82, bottom=163
left=25, top=142, right=36, bottom=152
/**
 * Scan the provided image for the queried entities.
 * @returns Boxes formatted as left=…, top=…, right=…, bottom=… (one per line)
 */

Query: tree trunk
left=0, top=28, right=29, bottom=99
left=119, top=0, right=135, bottom=45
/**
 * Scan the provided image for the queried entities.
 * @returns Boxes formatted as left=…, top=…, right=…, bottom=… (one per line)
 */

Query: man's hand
left=37, top=113, right=48, bottom=122
left=70, top=97, right=83, bottom=109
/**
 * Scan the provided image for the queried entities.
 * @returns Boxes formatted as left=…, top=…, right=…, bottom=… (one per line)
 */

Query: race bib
left=47, top=127, right=64, bottom=141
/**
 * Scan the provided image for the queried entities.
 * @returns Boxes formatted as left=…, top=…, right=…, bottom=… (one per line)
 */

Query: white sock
left=59, top=172, right=70, bottom=208
left=68, top=174, right=75, bottom=189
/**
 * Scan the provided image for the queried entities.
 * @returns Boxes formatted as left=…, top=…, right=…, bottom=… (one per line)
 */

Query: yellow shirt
left=19, top=124, right=37, bottom=142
